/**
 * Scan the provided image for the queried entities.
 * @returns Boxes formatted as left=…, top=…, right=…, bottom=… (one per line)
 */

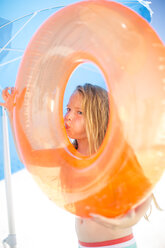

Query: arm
left=0, top=87, right=24, bottom=163
left=90, top=194, right=152, bottom=229
left=0, top=87, right=15, bottom=118
left=0, top=87, right=69, bottom=167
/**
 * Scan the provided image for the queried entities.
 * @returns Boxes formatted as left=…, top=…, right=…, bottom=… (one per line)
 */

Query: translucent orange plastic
left=4, top=1, right=165, bottom=217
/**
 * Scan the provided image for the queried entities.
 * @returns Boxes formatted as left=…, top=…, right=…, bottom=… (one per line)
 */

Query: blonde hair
left=144, top=193, right=163, bottom=221
left=74, top=83, right=109, bottom=155
left=72, top=84, right=162, bottom=219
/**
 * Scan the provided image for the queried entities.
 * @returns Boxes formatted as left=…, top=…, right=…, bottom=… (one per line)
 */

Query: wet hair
left=73, top=83, right=109, bottom=155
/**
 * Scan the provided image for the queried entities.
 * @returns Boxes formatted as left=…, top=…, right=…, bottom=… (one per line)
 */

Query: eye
left=66, top=107, right=71, bottom=112
left=77, top=111, right=83, bottom=115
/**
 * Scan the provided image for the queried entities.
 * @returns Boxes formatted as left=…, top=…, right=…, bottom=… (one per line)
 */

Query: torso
left=75, top=217, right=132, bottom=242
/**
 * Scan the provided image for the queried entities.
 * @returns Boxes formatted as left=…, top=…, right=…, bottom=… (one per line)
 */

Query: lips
left=65, top=123, right=70, bottom=130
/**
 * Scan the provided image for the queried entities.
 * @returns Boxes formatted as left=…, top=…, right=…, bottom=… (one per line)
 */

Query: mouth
left=65, top=123, right=70, bottom=130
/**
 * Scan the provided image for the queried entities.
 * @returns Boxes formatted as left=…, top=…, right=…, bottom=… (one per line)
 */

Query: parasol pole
left=1, top=106, right=17, bottom=248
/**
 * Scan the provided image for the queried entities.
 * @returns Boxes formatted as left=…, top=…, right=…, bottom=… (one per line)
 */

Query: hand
left=90, top=195, right=152, bottom=229
left=90, top=209, right=136, bottom=229
left=0, top=87, right=16, bottom=113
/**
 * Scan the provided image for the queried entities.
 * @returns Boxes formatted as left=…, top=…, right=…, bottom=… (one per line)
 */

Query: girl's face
left=64, top=92, right=87, bottom=140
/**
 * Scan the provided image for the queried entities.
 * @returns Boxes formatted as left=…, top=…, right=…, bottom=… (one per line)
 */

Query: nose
left=64, top=110, right=73, bottom=121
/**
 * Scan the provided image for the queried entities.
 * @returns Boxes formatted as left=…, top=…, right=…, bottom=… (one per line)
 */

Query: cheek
left=72, top=117, right=86, bottom=135
left=64, top=112, right=68, bottom=120
left=75, top=118, right=85, bottom=130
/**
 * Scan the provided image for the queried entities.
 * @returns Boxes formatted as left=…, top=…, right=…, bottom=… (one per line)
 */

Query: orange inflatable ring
left=9, top=1, right=165, bottom=217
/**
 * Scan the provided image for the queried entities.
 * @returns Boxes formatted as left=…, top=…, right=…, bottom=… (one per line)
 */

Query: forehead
left=68, top=92, right=83, bottom=107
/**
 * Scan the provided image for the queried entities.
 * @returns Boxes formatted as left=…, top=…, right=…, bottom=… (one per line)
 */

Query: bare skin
left=1, top=88, right=152, bottom=243
left=64, top=91, right=152, bottom=243
left=64, top=92, right=90, bottom=156
left=75, top=195, right=152, bottom=242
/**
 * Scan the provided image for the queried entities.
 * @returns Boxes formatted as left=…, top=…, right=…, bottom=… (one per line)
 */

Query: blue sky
left=0, top=0, right=164, bottom=179
left=150, top=0, right=165, bottom=44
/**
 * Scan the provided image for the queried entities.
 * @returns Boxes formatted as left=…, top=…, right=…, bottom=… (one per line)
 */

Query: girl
left=1, top=85, right=152, bottom=248
left=64, top=84, right=152, bottom=248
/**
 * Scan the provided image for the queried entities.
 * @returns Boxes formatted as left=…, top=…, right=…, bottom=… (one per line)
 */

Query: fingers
left=90, top=209, right=137, bottom=228
left=0, top=102, right=6, bottom=107
left=1, top=87, right=15, bottom=101
left=134, top=195, right=152, bottom=216
left=2, top=87, right=11, bottom=99
left=11, top=87, right=15, bottom=94
left=90, top=213, right=127, bottom=229
left=3, top=87, right=14, bottom=93
left=125, top=209, right=136, bottom=219
left=0, top=86, right=16, bottom=113
left=90, top=213, right=121, bottom=226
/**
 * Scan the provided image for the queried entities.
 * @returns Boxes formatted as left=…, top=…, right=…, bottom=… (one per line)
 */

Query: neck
left=77, top=138, right=90, bottom=156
